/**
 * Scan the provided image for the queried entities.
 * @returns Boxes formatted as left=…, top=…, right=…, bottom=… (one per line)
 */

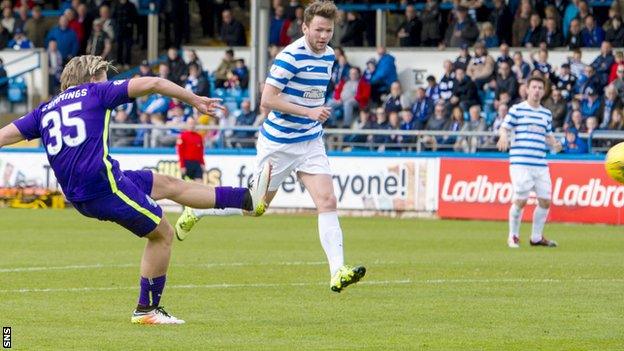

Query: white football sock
left=531, top=206, right=549, bottom=243
left=318, top=211, right=345, bottom=277
left=192, top=208, right=244, bottom=218
left=509, top=203, right=523, bottom=239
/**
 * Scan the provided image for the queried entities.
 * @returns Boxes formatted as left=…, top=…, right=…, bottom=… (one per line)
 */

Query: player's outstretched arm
left=128, top=77, right=223, bottom=115
left=0, top=123, right=25, bottom=149
left=260, top=84, right=331, bottom=122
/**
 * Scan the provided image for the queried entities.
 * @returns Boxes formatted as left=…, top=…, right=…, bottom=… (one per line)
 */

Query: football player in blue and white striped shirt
left=175, top=1, right=366, bottom=293
left=259, top=1, right=365, bottom=292
left=497, top=77, right=562, bottom=249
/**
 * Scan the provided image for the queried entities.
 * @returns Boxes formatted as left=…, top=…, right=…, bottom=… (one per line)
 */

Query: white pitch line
left=0, top=279, right=408, bottom=294
left=1, top=278, right=623, bottom=294
left=0, top=260, right=395, bottom=273
left=0, top=261, right=363, bottom=274
left=176, top=261, right=328, bottom=268
left=0, top=263, right=136, bottom=273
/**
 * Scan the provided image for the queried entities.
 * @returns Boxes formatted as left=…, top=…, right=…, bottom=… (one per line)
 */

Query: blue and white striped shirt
left=262, top=36, right=334, bottom=144
left=501, top=101, right=553, bottom=167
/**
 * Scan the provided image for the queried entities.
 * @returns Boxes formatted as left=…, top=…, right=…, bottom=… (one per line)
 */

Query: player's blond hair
left=60, top=55, right=116, bottom=91
left=304, top=0, right=337, bottom=25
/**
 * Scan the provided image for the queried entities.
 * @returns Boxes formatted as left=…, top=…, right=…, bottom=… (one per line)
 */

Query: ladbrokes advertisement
left=438, top=158, right=624, bottom=225
left=0, top=151, right=438, bottom=212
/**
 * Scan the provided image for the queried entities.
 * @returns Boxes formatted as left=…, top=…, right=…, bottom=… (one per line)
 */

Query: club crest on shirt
left=303, top=88, right=324, bottom=99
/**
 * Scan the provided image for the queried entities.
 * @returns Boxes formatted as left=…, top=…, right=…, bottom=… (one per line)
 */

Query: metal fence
left=108, top=123, right=624, bottom=154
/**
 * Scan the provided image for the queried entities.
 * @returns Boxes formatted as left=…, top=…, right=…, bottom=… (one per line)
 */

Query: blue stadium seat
left=213, top=88, right=226, bottom=99
left=208, top=73, right=217, bottom=97
left=485, top=111, right=497, bottom=126
left=224, top=101, right=239, bottom=113
left=221, top=88, right=243, bottom=107
left=224, top=96, right=237, bottom=104
left=236, top=89, right=250, bottom=104
left=229, top=87, right=242, bottom=97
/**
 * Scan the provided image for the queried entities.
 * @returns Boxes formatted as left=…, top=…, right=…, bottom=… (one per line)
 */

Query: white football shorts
left=509, top=164, right=552, bottom=200
left=255, top=134, right=331, bottom=191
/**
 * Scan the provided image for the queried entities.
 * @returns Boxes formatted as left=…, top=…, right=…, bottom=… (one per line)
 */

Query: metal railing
left=336, top=1, right=614, bottom=12
left=0, top=50, right=43, bottom=112
left=108, top=124, right=623, bottom=154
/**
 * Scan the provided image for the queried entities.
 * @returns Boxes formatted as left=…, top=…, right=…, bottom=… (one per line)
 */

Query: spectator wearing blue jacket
left=331, top=55, right=351, bottom=87
left=0, top=58, right=7, bottom=99
left=45, top=16, right=79, bottom=62
left=362, top=59, right=375, bottom=83
left=410, top=87, right=433, bottom=129
left=581, top=15, right=605, bottom=48
left=370, top=46, right=398, bottom=103
left=562, top=128, right=588, bottom=154
left=232, top=100, right=258, bottom=145
left=576, top=65, right=602, bottom=98
left=591, top=41, right=615, bottom=87
left=562, top=0, right=579, bottom=39
left=398, top=110, right=418, bottom=148
left=580, top=85, right=601, bottom=119
left=59, top=0, right=73, bottom=13
left=7, top=28, right=33, bottom=50
left=425, top=75, right=441, bottom=103
left=371, top=107, right=392, bottom=147
left=269, top=5, right=288, bottom=46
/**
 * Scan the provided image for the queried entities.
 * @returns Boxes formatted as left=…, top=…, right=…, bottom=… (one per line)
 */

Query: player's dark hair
left=528, top=76, right=545, bottom=87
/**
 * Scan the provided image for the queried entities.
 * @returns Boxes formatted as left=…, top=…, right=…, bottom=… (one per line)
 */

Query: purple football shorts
left=72, top=170, right=162, bottom=237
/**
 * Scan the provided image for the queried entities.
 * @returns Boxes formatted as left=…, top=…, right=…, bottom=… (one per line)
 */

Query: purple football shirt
left=13, top=80, right=132, bottom=202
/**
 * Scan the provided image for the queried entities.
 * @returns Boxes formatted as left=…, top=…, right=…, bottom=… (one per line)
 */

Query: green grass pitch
left=0, top=208, right=622, bottom=350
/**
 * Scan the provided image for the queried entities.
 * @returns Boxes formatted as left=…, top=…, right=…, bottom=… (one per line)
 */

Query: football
left=605, top=142, right=624, bottom=184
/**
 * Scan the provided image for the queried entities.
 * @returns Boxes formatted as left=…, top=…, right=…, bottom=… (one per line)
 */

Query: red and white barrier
left=2, top=150, right=621, bottom=224
left=438, top=158, right=624, bottom=225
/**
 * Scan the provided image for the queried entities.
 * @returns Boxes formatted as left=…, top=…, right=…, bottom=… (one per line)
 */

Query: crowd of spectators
left=329, top=37, right=624, bottom=153
left=1, top=0, right=623, bottom=153
left=109, top=46, right=257, bottom=148
left=0, top=0, right=147, bottom=96
left=109, top=1, right=624, bottom=153
left=329, top=0, right=623, bottom=50
left=1, top=1, right=622, bottom=54
left=109, top=39, right=624, bottom=153
left=324, top=39, right=624, bottom=154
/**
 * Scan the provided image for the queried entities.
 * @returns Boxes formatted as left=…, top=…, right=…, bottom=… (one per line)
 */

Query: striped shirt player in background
left=175, top=1, right=366, bottom=293
left=497, top=76, right=562, bottom=249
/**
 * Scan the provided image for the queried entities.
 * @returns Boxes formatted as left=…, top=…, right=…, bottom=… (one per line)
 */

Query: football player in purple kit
left=0, top=55, right=272, bottom=325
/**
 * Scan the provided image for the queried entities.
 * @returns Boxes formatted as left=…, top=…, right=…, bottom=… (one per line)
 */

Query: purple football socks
left=137, top=275, right=166, bottom=309
left=214, top=186, right=249, bottom=209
